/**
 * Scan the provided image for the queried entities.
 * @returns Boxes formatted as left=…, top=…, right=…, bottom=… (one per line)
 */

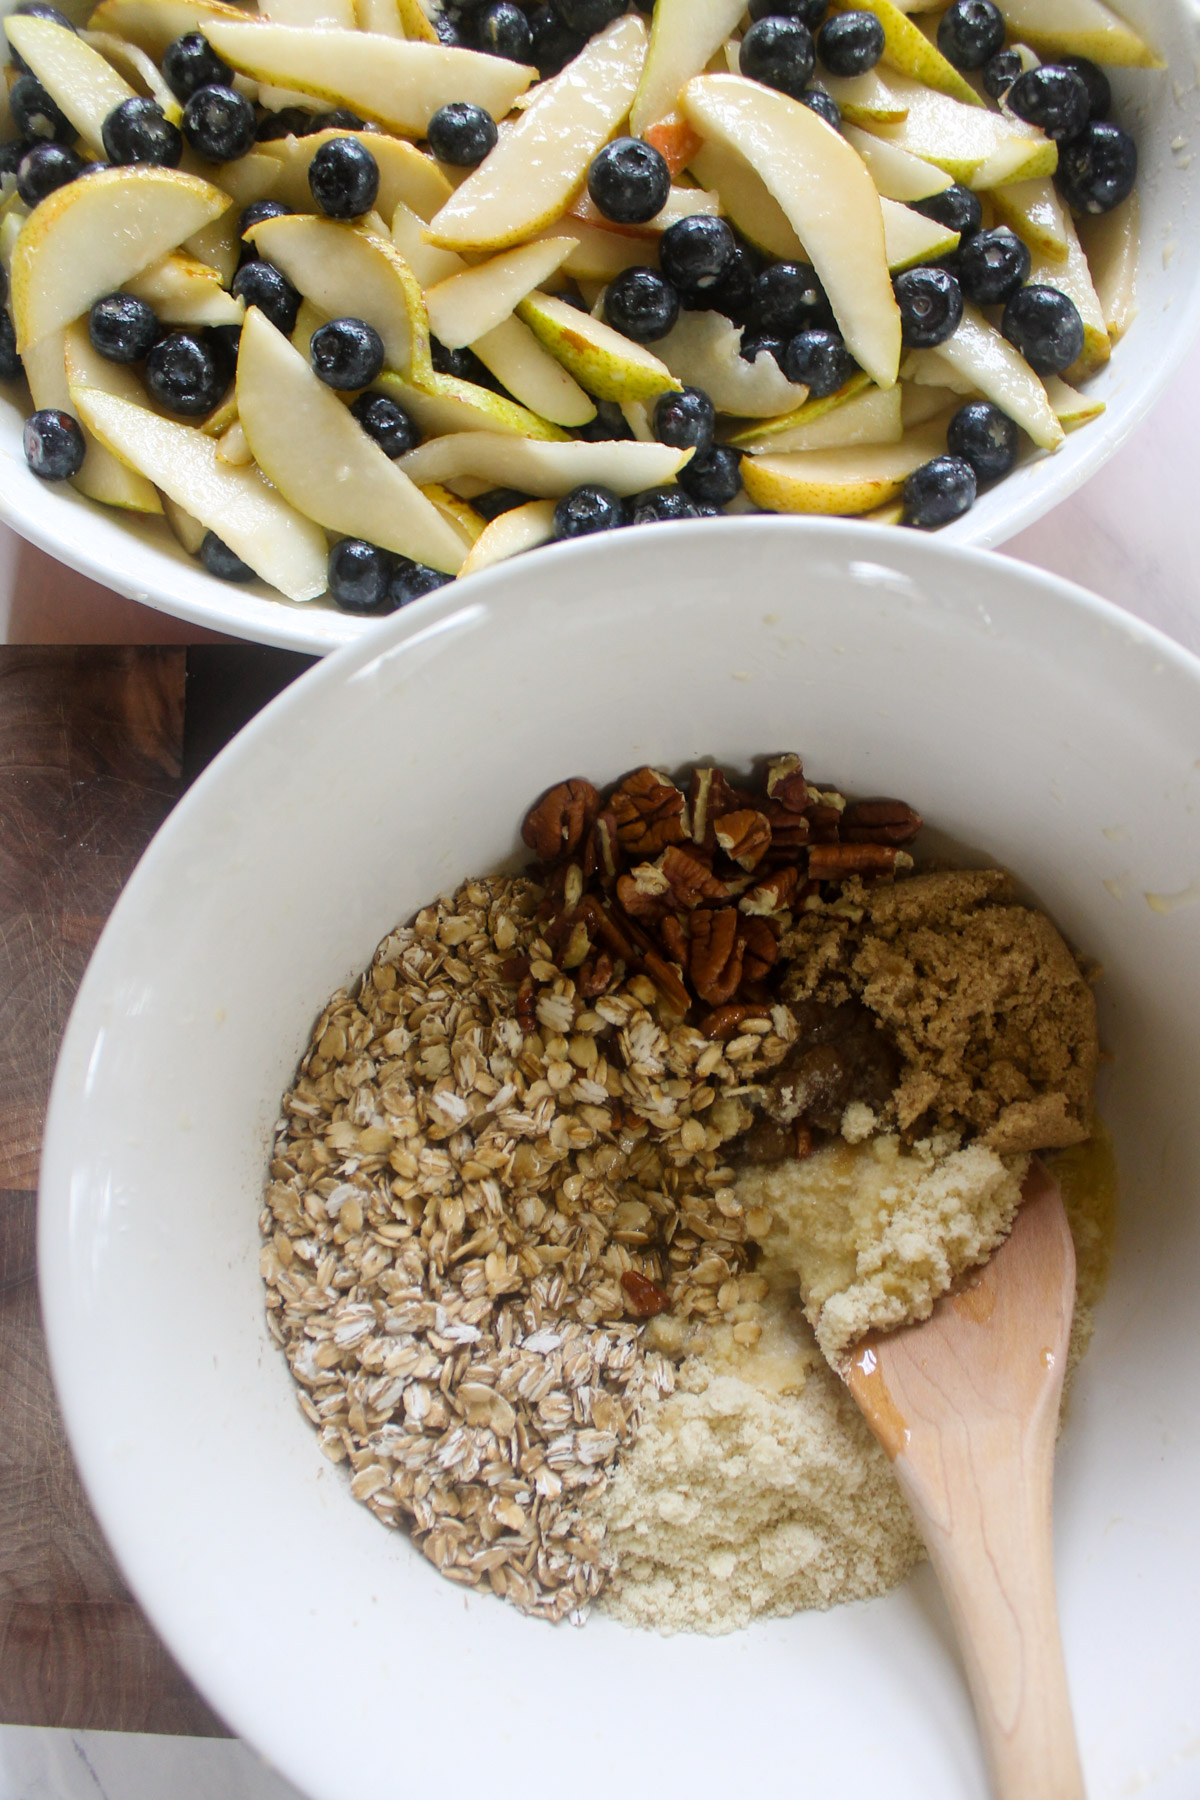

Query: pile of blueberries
left=433, top=0, right=648, bottom=78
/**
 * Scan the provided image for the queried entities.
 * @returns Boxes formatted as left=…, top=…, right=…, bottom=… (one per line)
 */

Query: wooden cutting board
left=0, top=644, right=311, bottom=1735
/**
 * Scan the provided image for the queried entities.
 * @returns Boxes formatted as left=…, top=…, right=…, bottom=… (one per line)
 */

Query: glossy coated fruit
left=0, top=310, right=21, bottom=382
left=102, top=97, right=182, bottom=166
left=1006, top=65, right=1090, bottom=141
left=659, top=215, right=738, bottom=298
left=1001, top=283, right=1085, bottom=374
left=603, top=267, right=679, bottom=343
left=200, top=531, right=255, bottom=580
left=936, top=0, right=1005, bottom=72
left=427, top=101, right=498, bottom=167
left=553, top=484, right=624, bottom=537
left=144, top=331, right=228, bottom=414
left=748, top=0, right=827, bottom=30
left=677, top=444, right=742, bottom=507
left=88, top=292, right=159, bottom=362
left=23, top=407, right=85, bottom=479
left=653, top=385, right=715, bottom=455
left=902, top=455, right=976, bottom=527
left=472, top=487, right=534, bottom=520
left=475, top=2, right=532, bottom=60
left=1056, top=121, right=1137, bottom=215
left=587, top=137, right=670, bottom=225
left=232, top=259, right=302, bottom=335
left=321, top=108, right=370, bottom=132
left=817, top=11, right=884, bottom=77
left=0, top=143, right=23, bottom=180
left=748, top=260, right=833, bottom=337
left=982, top=48, right=1023, bottom=101
left=740, top=331, right=788, bottom=371
left=327, top=537, right=392, bottom=611
left=947, top=399, right=1018, bottom=481
left=206, top=323, right=241, bottom=386
left=238, top=198, right=293, bottom=248
left=308, top=136, right=380, bottom=217
left=6, top=3, right=74, bottom=74
left=739, top=17, right=816, bottom=100
left=911, top=184, right=982, bottom=240
left=10, top=73, right=73, bottom=143
left=16, top=141, right=82, bottom=207
left=350, top=391, right=419, bottom=458
left=626, top=486, right=699, bottom=524
left=799, top=85, right=842, bottom=131
left=256, top=106, right=321, bottom=142
left=894, top=266, right=963, bottom=348
left=430, top=337, right=491, bottom=383
left=1058, top=56, right=1110, bottom=121
left=387, top=559, right=453, bottom=607
left=783, top=327, right=855, bottom=395
left=550, top=0, right=626, bottom=34
left=182, top=84, right=256, bottom=161
left=687, top=244, right=756, bottom=322
left=435, top=14, right=464, bottom=44
left=956, top=226, right=1030, bottom=306
left=528, top=4, right=583, bottom=74
left=310, top=317, right=385, bottom=390
left=161, top=32, right=233, bottom=101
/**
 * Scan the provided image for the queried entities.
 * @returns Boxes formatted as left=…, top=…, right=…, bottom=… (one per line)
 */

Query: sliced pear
left=515, top=290, right=680, bottom=404
left=6, top=15, right=135, bottom=152
left=861, top=498, right=904, bottom=525
left=183, top=206, right=239, bottom=285
left=844, top=123, right=952, bottom=201
left=630, top=0, right=747, bottom=138
left=864, top=75, right=1058, bottom=188
left=392, top=200, right=466, bottom=286
left=656, top=309, right=805, bottom=417
left=161, top=491, right=206, bottom=553
left=126, top=252, right=244, bottom=326
left=822, top=69, right=909, bottom=125
left=742, top=417, right=952, bottom=515
left=418, top=481, right=484, bottom=545
left=529, top=221, right=659, bottom=281
left=730, top=382, right=902, bottom=454
left=1042, top=373, right=1106, bottom=430
left=71, top=382, right=329, bottom=598
left=425, top=237, right=578, bottom=348
left=396, top=429, right=692, bottom=495
left=424, top=14, right=648, bottom=253
left=925, top=302, right=1063, bottom=449
left=380, top=366, right=569, bottom=440
left=1078, top=192, right=1138, bottom=343
left=264, top=128, right=453, bottom=222
left=998, top=0, right=1163, bottom=67
left=987, top=176, right=1069, bottom=262
left=264, top=0, right=356, bottom=27
left=355, top=0, right=403, bottom=34
left=198, top=390, right=239, bottom=436
left=236, top=306, right=465, bottom=571
left=827, top=0, right=982, bottom=105
left=197, top=150, right=283, bottom=211
left=688, top=141, right=801, bottom=259
left=900, top=346, right=979, bottom=396
left=1027, top=209, right=1110, bottom=377
left=85, top=0, right=251, bottom=56
left=246, top=212, right=430, bottom=376
left=204, top=22, right=534, bottom=134
left=24, top=323, right=161, bottom=513
left=725, top=370, right=872, bottom=446
left=396, top=0, right=438, bottom=40
left=215, top=417, right=253, bottom=465
left=901, top=379, right=967, bottom=427
left=880, top=195, right=959, bottom=270
left=459, top=498, right=557, bottom=578
left=620, top=398, right=654, bottom=441
left=470, top=315, right=596, bottom=429
left=11, top=165, right=230, bottom=354
left=567, top=183, right=720, bottom=237
left=290, top=296, right=325, bottom=360
left=682, top=74, right=901, bottom=389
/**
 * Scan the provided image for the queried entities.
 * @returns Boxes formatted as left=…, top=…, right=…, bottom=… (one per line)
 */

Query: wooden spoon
left=843, top=1161, right=1085, bottom=1800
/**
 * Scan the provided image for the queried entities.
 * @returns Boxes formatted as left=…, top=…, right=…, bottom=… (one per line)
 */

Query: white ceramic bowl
left=3, top=0, right=1200, bottom=651
left=39, top=520, right=1200, bottom=1799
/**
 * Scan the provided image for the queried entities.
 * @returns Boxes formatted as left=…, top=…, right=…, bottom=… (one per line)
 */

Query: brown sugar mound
left=778, top=869, right=1099, bottom=1154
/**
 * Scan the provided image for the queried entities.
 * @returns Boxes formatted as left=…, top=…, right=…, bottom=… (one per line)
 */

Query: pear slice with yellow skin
left=1078, top=192, right=1138, bottom=343
left=81, top=32, right=181, bottom=121
left=822, top=69, right=910, bottom=125
left=379, top=367, right=569, bottom=440
left=125, top=252, right=244, bottom=326
left=23, top=323, right=161, bottom=513
left=865, top=76, right=1058, bottom=189
left=396, top=430, right=692, bottom=496
left=355, top=0, right=402, bottom=35
left=425, top=237, right=578, bottom=349
left=470, top=316, right=596, bottom=429
left=743, top=418, right=953, bottom=515
left=880, top=196, right=960, bottom=270
left=1042, top=374, right=1106, bottom=430
left=730, top=381, right=901, bottom=454
left=656, top=308, right=804, bottom=417
left=566, top=184, right=719, bottom=236
left=459, top=498, right=557, bottom=578
left=237, top=307, right=465, bottom=571
left=843, top=123, right=952, bottom=201
left=630, top=0, right=746, bottom=137
left=987, top=176, right=1069, bottom=262
left=395, top=0, right=438, bottom=40
left=85, top=0, right=247, bottom=56
left=424, top=14, right=648, bottom=253
left=263, top=129, right=453, bottom=222
left=682, top=74, right=901, bottom=389
left=246, top=212, right=430, bottom=376
left=418, top=482, right=484, bottom=546
left=516, top=289, right=681, bottom=404
left=70, top=382, right=329, bottom=599
left=1028, top=210, right=1110, bottom=377
left=11, top=165, right=230, bottom=354
left=725, top=371, right=873, bottom=447
left=827, top=0, right=983, bottom=106
left=998, top=0, right=1163, bottom=68
left=204, top=22, right=534, bottom=135
left=922, top=302, right=1064, bottom=449
left=5, top=15, right=135, bottom=152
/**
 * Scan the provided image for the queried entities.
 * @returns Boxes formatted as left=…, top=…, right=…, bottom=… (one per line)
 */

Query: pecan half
left=740, top=866, right=799, bottom=916
left=643, top=948, right=691, bottom=1016
left=610, top=767, right=689, bottom=856
left=700, top=1002, right=772, bottom=1040
left=840, top=798, right=923, bottom=845
left=616, top=862, right=672, bottom=921
left=689, top=907, right=743, bottom=1006
left=714, top=808, right=771, bottom=872
left=659, top=843, right=735, bottom=908
left=738, top=914, right=778, bottom=983
left=808, top=842, right=910, bottom=881
left=621, top=1270, right=671, bottom=1318
left=805, top=803, right=844, bottom=843
left=658, top=912, right=689, bottom=967
left=521, top=778, right=600, bottom=864
left=761, top=797, right=811, bottom=850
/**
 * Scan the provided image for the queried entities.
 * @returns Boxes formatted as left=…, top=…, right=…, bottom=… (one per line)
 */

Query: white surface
left=37, top=521, right=1200, bottom=1800
left=0, top=0, right=1198, bottom=649
left=0, top=1728, right=304, bottom=1800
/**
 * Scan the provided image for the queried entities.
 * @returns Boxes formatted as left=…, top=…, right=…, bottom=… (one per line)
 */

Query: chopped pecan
left=576, top=951, right=615, bottom=997
left=643, top=948, right=691, bottom=1016
left=689, top=907, right=743, bottom=1007
left=805, top=803, right=844, bottom=843
left=761, top=798, right=811, bottom=849
left=840, top=798, right=923, bottom=845
left=621, top=1270, right=671, bottom=1318
left=516, top=975, right=538, bottom=1034
left=700, top=1002, right=772, bottom=1040
left=589, top=810, right=620, bottom=883
left=521, top=779, right=600, bottom=864
left=616, top=862, right=673, bottom=921
left=714, top=808, right=771, bottom=872
left=689, top=765, right=752, bottom=848
left=659, top=843, right=734, bottom=908
left=740, top=866, right=799, bottom=916
left=578, top=895, right=637, bottom=963
left=808, top=842, right=910, bottom=881
left=738, top=914, right=778, bottom=984
left=658, top=912, right=689, bottom=967
left=610, top=767, right=689, bottom=856
left=764, top=753, right=810, bottom=813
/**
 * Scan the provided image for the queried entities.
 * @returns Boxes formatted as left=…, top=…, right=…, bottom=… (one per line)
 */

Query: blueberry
left=430, top=337, right=490, bottom=383
left=387, top=559, right=453, bottom=607
left=553, top=484, right=625, bottom=538
left=0, top=142, right=24, bottom=180
left=946, top=399, right=1018, bottom=482
left=426, top=101, right=497, bottom=166
left=748, top=260, right=833, bottom=337
left=576, top=401, right=634, bottom=441
left=910, top=184, right=982, bottom=240
left=161, top=31, right=232, bottom=101
left=308, top=135, right=380, bottom=216
left=206, top=322, right=241, bottom=385
left=144, top=329, right=227, bottom=415
left=955, top=226, right=1030, bottom=306
left=88, top=292, right=159, bottom=363
left=475, top=1, right=532, bottom=59
left=255, top=106, right=320, bottom=142
left=10, top=73, right=73, bottom=143
left=799, top=84, right=842, bottom=130
left=231, top=259, right=302, bottom=334
left=740, top=331, right=788, bottom=371
left=350, top=390, right=419, bottom=457
left=472, top=487, right=534, bottom=520
left=16, top=141, right=81, bottom=206
left=739, top=17, right=816, bottom=98
left=626, top=486, right=699, bottom=525
left=310, top=316, right=385, bottom=389
left=22, top=407, right=85, bottom=479
left=237, top=197, right=293, bottom=247
left=182, top=84, right=256, bottom=161
left=817, top=10, right=884, bottom=76
left=982, top=48, right=1024, bottom=102
left=903, top=456, right=976, bottom=527
left=935, top=0, right=1005, bottom=71
left=1006, top=65, right=1090, bottom=141
left=748, top=0, right=827, bottom=27
left=688, top=245, right=756, bottom=323
left=587, top=136, right=670, bottom=225
left=603, top=267, right=679, bottom=343
left=893, top=266, right=963, bottom=348
left=328, top=538, right=393, bottom=611
left=1001, top=284, right=1085, bottom=374
left=7, top=3, right=74, bottom=74
left=527, top=4, right=583, bottom=74
left=0, top=309, right=21, bottom=382
left=550, top=0, right=626, bottom=33
left=200, top=531, right=255, bottom=581
left=677, top=445, right=742, bottom=507
left=1058, top=55, right=1110, bottom=121
left=102, top=97, right=182, bottom=166
left=435, top=13, right=465, bottom=44
left=659, top=215, right=739, bottom=297
left=1056, top=120, right=1137, bottom=215
left=653, top=386, right=715, bottom=455
left=783, top=328, right=855, bottom=397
